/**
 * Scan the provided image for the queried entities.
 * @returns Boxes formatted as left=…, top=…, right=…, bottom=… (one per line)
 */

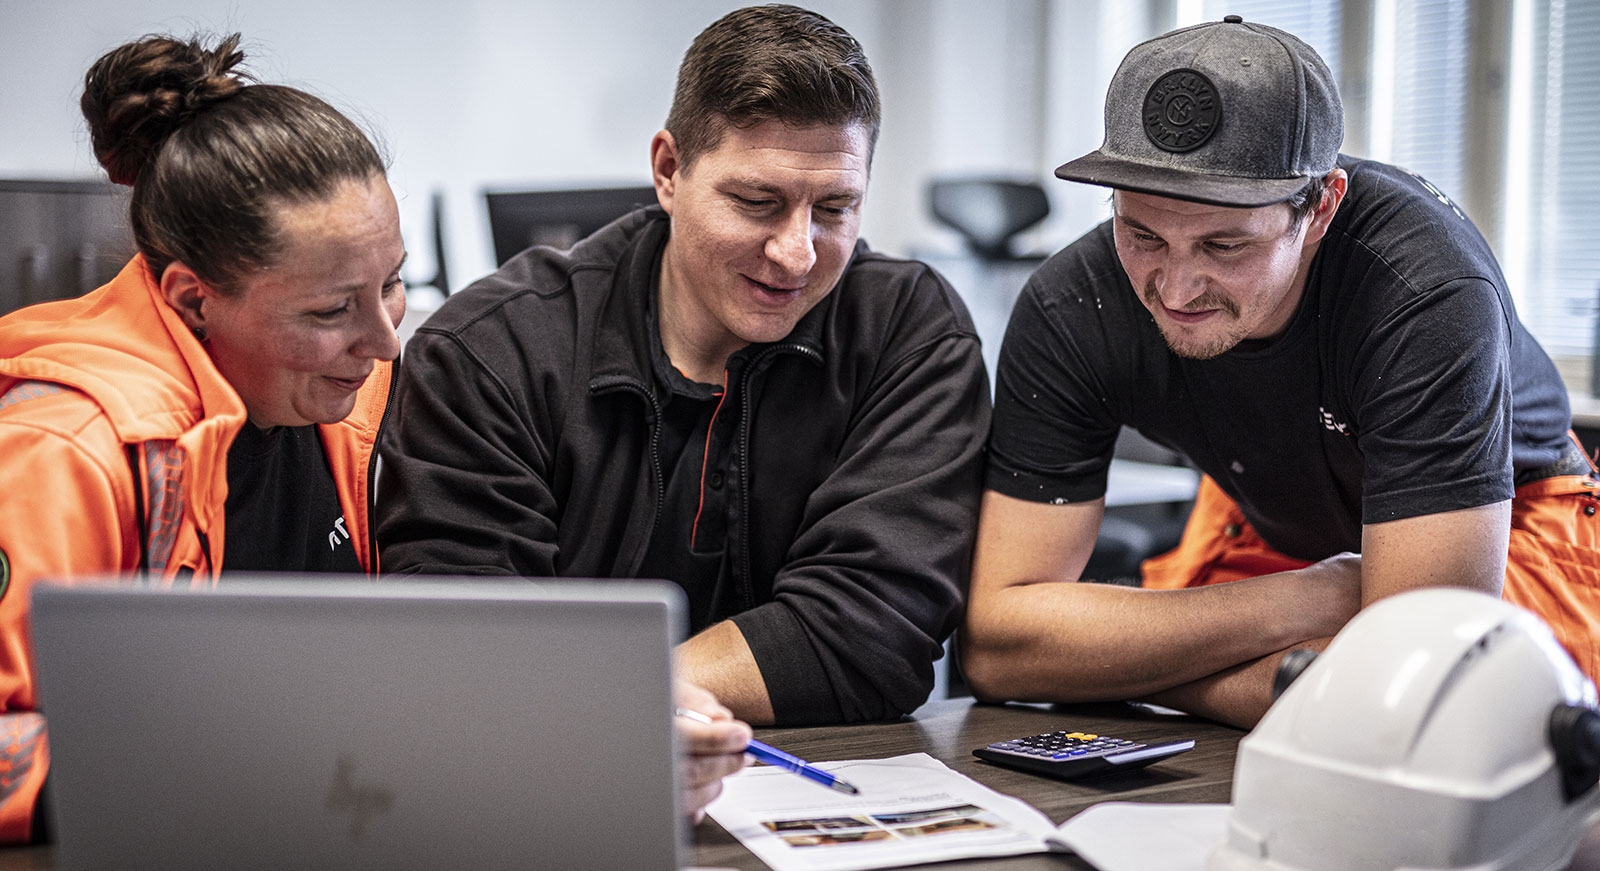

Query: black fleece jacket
left=375, top=207, right=991, bottom=724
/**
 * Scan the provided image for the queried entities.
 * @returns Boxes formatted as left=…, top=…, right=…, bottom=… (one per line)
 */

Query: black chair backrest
left=484, top=185, right=657, bottom=267
left=928, top=178, right=1050, bottom=261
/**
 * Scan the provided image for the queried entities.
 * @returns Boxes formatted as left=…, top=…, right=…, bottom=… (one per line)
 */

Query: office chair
left=928, top=177, right=1051, bottom=261
left=395, top=190, right=453, bottom=349
left=414, top=189, right=450, bottom=296
left=483, top=185, right=657, bottom=266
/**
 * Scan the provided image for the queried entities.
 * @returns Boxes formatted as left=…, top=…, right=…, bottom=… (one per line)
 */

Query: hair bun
left=80, top=33, right=249, bottom=186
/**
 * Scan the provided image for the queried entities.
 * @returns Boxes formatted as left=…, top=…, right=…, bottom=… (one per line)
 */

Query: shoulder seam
left=0, top=385, right=105, bottom=438
left=409, top=330, right=521, bottom=414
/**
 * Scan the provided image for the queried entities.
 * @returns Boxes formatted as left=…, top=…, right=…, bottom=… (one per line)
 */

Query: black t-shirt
left=988, top=156, right=1571, bottom=561
left=223, top=423, right=364, bottom=574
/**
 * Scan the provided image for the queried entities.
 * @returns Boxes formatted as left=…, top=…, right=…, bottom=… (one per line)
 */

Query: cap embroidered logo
left=1143, top=69, right=1221, bottom=153
left=1055, top=15, right=1344, bottom=207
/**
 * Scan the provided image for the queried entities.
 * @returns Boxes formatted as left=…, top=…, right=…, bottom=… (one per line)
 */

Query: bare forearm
left=964, top=559, right=1359, bottom=704
left=675, top=621, right=776, bottom=726
left=1141, top=636, right=1332, bottom=729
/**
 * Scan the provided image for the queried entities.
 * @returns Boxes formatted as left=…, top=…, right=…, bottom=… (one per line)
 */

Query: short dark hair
left=80, top=33, right=387, bottom=292
left=1285, top=174, right=1328, bottom=230
left=664, top=4, right=880, bottom=171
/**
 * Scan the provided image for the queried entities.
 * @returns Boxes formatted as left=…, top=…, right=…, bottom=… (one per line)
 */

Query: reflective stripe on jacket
left=0, top=255, right=391, bottom=841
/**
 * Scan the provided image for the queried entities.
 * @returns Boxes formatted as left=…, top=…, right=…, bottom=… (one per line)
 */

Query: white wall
left=0, top=1, right=1145, bottom=300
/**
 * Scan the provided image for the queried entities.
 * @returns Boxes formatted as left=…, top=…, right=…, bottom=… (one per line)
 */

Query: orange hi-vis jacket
left=0, top=256, right=392, bottom=842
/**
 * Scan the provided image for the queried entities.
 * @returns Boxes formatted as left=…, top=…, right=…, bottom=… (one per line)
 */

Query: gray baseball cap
left=1055, top=15, right=1344, bottom=208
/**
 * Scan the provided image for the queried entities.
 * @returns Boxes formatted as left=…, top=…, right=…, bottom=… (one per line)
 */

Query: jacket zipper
left=734, top=342, right=822, bottom=611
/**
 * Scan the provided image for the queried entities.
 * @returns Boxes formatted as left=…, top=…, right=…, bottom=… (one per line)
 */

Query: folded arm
left=961, top=490, right=1363, bottom=712
left=963, top=489, right=1510, bottom=726
left=1140, top=500, right=1512, bottom=726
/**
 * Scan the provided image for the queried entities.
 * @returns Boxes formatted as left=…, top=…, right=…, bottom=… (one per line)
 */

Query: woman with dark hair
left=0, top=32, right=405, bottom=841
left=0, top=32, right=748, bottom=842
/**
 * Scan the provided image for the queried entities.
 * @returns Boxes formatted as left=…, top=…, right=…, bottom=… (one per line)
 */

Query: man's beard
left=1143, top=278, right=1245, bottom=360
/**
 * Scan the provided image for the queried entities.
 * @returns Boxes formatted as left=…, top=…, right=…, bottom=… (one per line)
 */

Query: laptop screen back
left=31, top=579, right=686, bottom=871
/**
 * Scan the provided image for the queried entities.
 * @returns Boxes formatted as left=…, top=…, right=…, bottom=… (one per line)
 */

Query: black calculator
left=973, top=730, right=1195, bottom=781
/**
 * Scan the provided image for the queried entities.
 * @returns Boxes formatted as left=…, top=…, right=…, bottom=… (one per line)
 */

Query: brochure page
left=705, top=752, right=1057, bottom=871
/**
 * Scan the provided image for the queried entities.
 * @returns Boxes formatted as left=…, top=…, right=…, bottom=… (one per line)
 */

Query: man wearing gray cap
left=962, top=16, right=1599, bottom=726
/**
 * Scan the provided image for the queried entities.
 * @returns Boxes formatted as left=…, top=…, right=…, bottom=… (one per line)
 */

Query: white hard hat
left=1209, top=587, right=1600, bottom=871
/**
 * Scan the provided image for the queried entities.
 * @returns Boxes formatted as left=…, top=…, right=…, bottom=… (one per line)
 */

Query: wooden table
left=694, top=697, right=1600, bottom=871
left=4, top=697, right=1598, bottom=869
left=695, top=698, right=1239, bottom=870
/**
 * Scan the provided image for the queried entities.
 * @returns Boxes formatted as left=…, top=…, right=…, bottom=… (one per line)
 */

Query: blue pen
left=676, top=707, right=860, bottom=796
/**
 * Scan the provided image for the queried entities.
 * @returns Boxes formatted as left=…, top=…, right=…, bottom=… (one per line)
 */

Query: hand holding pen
left=678, top=707, right=861, bottom=796
left=675, top=682, right=753, bottom=821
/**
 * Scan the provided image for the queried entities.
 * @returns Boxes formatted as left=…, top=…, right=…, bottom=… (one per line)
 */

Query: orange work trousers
left=1141, top=458, right=1600, bottom=683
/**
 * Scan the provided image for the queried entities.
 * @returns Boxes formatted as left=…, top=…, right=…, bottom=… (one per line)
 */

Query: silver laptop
left=31, top=578, right=687, bottom=870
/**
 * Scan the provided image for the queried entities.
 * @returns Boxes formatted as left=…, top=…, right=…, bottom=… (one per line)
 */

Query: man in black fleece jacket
left=375, top=4, right=991, bottom=726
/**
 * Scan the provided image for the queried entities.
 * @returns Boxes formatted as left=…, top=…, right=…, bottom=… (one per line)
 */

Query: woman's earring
left=192, top=326, right=207, bottom=342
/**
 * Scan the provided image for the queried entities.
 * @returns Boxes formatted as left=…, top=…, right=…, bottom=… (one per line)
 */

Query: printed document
left=704, top=752, right=1057, bottom=871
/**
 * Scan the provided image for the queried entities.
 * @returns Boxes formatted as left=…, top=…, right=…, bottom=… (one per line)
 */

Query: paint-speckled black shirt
left=989, top=156, right=1570, bottom=561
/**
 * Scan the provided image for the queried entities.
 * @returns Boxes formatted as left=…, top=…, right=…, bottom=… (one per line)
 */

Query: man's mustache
left=1143, top=279, right=1241, bottom=319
